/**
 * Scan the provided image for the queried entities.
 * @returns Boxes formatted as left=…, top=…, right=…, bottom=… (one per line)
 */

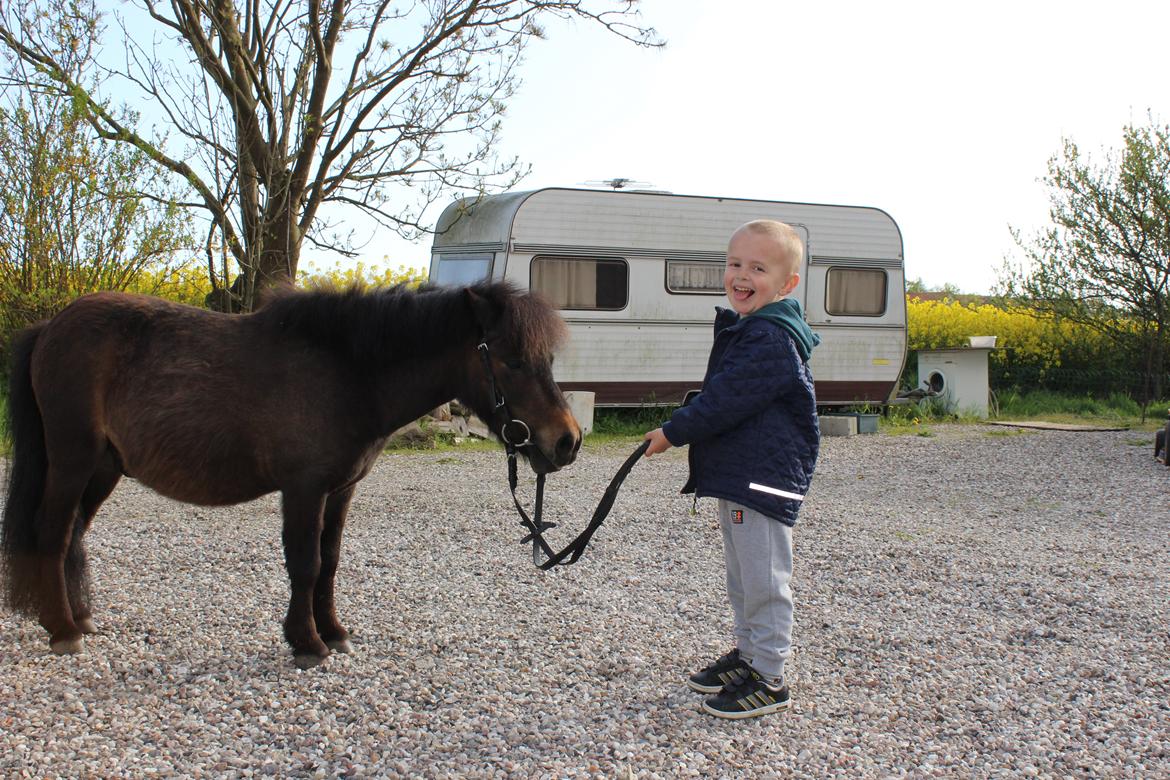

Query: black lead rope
left=510, top=440, right=650, bottom=570
left=477, top=338, right=649, bottom=569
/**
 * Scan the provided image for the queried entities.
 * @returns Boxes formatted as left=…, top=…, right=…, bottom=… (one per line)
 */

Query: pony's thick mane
left=258, top=281, right=566, bottom=365
left=491, top=284, right=568, bottom=359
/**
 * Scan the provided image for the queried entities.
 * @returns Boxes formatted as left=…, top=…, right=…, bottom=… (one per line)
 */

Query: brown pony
left=1, top=282, right=580, bottom=668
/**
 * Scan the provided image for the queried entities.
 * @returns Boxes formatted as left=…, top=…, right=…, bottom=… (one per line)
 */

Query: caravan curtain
left=531, top=257, right=627, bottom=309
left=826, top=267, right=887, bottom=316
left=666, top=260, right=723, bottom=293
left=532, top=258, right=596, bottom=308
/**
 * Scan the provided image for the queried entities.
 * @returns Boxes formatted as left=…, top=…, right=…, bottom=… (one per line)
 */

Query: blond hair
left=735, top=219, right=804, bottom=275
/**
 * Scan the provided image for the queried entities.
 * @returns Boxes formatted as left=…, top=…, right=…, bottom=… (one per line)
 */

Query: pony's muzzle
left=555, top=431, right=581, bottom=466
left=527, top=421, right=581, bottom=474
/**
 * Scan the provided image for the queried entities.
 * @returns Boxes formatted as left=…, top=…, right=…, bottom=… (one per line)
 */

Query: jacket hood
left=747, top=299, right=820, bottom=362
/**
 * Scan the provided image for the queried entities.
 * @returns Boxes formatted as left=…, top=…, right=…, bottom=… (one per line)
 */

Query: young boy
left=643, top=219, right=820, bottom=719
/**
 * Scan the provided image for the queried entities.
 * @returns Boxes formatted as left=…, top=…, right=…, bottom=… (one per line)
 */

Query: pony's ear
left=465, top=287, right=501, bottom=334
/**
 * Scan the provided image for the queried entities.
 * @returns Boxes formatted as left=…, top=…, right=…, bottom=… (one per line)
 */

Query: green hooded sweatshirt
left=747, top=298, right=821, bottom=362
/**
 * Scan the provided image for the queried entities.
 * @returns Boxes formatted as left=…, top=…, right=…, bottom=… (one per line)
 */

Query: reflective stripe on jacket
left=662, top=307, right=819, bottom=525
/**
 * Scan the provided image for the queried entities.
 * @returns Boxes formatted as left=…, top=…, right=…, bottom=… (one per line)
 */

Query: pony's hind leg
left=36, top=456, right=103, bottom=655
left=67, top=452, right=123, bottom=634
left=315, top=486, right=356, bottom=654
left=280, top=489, right=330, bottom=668
left=64, top=521, right=95, bottom=635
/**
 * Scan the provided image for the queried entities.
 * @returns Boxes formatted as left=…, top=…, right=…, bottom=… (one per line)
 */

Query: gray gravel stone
left=2, top=424, right=1168, bottom=777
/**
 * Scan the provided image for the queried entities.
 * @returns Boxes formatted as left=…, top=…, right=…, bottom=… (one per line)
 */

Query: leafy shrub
left=126, top=259, right=215, bottom=306
left=129, top=257, right=428, bottom=305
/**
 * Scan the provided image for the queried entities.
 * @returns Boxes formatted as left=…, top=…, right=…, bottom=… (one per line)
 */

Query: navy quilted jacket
left=661, top=306, right=820, bottom=525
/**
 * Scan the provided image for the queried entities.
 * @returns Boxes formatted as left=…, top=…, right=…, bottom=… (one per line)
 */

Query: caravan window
left=432, top=253, right=493, bottom=286
left=665, top=260, right=723, bottom=294
left=825, top=267, right=887, bottom=316
left=531, top=256, right=628, bottom=310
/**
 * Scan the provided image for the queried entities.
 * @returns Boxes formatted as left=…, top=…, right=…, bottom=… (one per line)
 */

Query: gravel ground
left=2, top=424, right=1168, bottom=778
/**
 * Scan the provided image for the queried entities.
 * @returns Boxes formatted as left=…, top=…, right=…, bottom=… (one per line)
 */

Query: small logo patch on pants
left=732, top=509, right=744, bottom=524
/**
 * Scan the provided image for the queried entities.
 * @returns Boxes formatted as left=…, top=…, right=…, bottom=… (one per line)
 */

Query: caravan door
left=803, top=257, right=906, bottom=404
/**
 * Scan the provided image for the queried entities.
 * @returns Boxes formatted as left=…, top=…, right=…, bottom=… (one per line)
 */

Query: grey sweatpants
left=717, top=499, right=794, bottom=681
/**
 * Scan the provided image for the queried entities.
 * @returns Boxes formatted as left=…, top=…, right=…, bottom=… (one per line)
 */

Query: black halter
left=477, top=340, right=648, bottom=570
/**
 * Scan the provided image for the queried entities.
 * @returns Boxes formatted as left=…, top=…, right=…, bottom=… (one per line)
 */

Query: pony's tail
left=2, top=324, right=47, bottom=616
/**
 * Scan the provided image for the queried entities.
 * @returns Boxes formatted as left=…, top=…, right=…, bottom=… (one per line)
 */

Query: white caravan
left=429, top=187, right=906, bottom=407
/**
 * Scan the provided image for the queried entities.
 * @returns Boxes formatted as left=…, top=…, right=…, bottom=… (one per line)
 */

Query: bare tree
left=1001, top=119, right=1170, bottom=411
left=0, top=0, right=659, bottom=310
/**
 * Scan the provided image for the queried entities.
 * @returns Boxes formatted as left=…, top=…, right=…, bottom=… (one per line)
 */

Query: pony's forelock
left=494, top=286, right=568, bottom=362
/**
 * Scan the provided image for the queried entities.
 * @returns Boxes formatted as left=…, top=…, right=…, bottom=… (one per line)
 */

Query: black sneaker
left=701, top=670, right=790, bottom=719
left=687, top=648, right=751, bottom=694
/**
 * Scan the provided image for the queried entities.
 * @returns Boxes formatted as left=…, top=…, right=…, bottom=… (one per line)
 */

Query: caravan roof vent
left=584, top=177, right=652, bottom=190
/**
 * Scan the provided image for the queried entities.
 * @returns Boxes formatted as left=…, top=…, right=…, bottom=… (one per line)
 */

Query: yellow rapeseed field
left=907, top=296, right=1112, bottom=372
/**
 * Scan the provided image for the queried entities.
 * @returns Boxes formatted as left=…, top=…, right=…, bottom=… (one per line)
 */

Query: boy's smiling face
left=723, top=227, right=800, bottom=315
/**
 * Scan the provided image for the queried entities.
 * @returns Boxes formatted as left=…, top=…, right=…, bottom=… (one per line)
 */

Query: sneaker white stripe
left=703, top=693, right=791, bottom=719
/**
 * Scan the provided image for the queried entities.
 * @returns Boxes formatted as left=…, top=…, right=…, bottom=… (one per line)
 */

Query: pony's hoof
left=326, top=638, right=353, bottom=654
left=76, top=617, right=97, bottom=634
left=50, top=637, right=84, bottom=655
left=294, top=652, right=328, bottom=670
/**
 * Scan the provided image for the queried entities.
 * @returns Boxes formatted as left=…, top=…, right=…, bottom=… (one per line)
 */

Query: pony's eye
left=505, top=359, right=525, bottom=371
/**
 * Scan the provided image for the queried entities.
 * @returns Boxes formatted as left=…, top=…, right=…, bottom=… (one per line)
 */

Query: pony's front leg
left=280, top=489, right=330, bottom=669
left=315, top=486, right=356, bottom=654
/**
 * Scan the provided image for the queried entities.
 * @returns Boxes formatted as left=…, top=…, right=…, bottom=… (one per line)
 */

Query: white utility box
left=917, top=347, right=992, bottom=418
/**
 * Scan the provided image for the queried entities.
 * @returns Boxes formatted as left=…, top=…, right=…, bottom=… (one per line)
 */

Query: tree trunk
left=1155, top=320, right=1167, bottom=401
left=205, top=171, right=302, bottom=312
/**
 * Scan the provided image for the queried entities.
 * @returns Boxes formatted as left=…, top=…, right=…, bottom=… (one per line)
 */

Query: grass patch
left=985, top=427, right=1032, bottom=438
left=586, top=405, right=679, bottom=450
left=870, top=402, right=943, bottom=436
left=385, top=407, right=673, bottom=454
left=872, top=389, right=1170, bottom=433
left=592, top=405, right=676, bottom=437
left=582, top=432, right=647, bottom=449
left=995, top=389, right=1169, bottom=429
left=384, top=433, right=498, bottom=454
left=881, top=424, right=934, bottom=437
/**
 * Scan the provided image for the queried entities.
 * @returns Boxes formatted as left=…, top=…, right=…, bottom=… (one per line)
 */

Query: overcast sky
left=344, top=0, right=1170, bottom=294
